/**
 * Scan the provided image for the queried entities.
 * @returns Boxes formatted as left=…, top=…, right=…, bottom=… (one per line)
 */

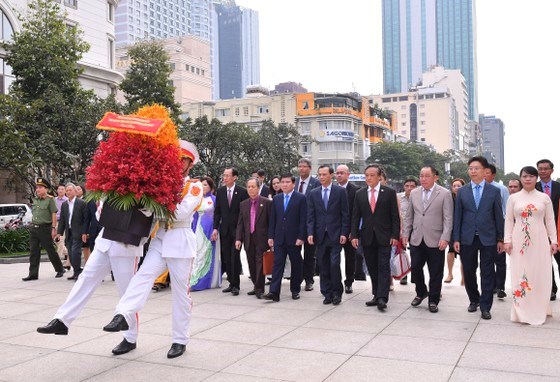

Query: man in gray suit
left=56, top=183, right=89, bottom=280
left=402, top=166, right=453, bottom=313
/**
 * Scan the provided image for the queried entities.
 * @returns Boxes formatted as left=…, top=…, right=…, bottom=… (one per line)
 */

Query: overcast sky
left=235, top=0, right=560, bottom=174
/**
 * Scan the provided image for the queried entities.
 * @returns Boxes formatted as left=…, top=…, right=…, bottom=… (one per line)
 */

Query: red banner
left=97, top=112, right=165, bottom=136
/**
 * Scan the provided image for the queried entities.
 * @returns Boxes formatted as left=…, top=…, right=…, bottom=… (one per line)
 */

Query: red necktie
left=370, top=189, right=376, bottom=213
left=298, top=180, right=305, bottom=193
left=545, top=184, right=551, bottom=197
left=250, top=199, right=256, bottom=233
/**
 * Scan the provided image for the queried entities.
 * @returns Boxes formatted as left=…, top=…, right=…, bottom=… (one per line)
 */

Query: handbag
left=390, top=241, right=411, bottom=280
left=262, top=249, right=274, bottom=275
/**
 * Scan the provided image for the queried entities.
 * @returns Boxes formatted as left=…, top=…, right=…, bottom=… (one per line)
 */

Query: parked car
left=0, top=204, right=32, bottom=229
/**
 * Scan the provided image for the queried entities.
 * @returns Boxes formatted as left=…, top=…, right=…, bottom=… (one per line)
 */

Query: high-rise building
left=214, top=1, right=259, bottom=99
left=480, top=114, right=505, bottom=170
left=0, top=0, right=122, bottom=97
left=381, top=0, right=478, bottom=120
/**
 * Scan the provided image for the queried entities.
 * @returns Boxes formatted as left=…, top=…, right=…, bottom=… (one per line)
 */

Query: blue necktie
left=323, top=188, right=329, bottom=209
left=284, top=194, right=289, bottom=211
left=474, top=185, right=481, bottom=209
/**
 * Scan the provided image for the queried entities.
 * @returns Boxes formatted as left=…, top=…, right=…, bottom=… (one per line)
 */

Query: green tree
left=119, top=40, right=180, bottom=116
left=0, top=0, right=110, bottom=196
left=367, top=141, right=447, bottom=183
left=180, top=118, right=302, bottom=183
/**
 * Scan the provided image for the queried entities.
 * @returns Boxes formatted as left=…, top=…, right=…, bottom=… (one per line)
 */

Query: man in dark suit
left=308, top=165, right=349, bottom=305
left=212, top=167, right=249, bottom=295
left=294, top=158, right=321, bottom=291
left=235, top=177, right=272, bottom=298
left=252, top=169, right=270, bottom=197
left=335, top=164, right=359, bottom=293
left=351, top=164, right=400, bottom=311
left=264, top=174, right=307, bottom=302
left=56, top=183, right=89, bottom=280
left=453, top=156, right=504, bottom=320
left=535, top=159, right=560, bottom=300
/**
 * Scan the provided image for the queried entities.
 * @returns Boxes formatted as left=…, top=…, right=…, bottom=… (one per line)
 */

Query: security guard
left=23, top=178, right=65, bottom=281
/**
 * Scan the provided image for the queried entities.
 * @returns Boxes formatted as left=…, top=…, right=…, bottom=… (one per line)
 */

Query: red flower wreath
left=85, top=105, right=184, bottom=219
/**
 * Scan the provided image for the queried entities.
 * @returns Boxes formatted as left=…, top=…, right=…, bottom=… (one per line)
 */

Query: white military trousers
left=54, top=247, right=140, bottom=343
left=115, top=238, right=193, bottom=345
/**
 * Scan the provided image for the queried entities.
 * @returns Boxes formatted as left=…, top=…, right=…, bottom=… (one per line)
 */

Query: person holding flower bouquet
left=103, top=140, right=203, bottom=359
left=504, top=166, right=558, bottom=325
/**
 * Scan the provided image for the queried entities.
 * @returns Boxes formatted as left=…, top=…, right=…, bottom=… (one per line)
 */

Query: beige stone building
left=116, top=35, right=212, bottom=106
left=371, top=86, right=459, bottom=154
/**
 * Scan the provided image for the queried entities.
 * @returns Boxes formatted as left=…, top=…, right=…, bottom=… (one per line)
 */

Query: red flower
left=514, top=289, right=522, bottom=297
left=521, top=211, right=528, bottom=218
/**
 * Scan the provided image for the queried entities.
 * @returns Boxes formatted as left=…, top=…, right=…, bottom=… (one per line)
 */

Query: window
left=196, top=68, right=200, bottom=74
left=216, top=108, right=230, bottom=117
left=185, top=64, right=189, bottom=71
left=107, top=1, right=114, bottom=22
left=64, top=0, right=78, bottom=9
left=420, top=121, right=426, bottom=125
left=200, top=69, right=205, bottom=76
left=234, top=107, right=239, bottom=116
left=243, top=106, right=249, bottom=116
left=107, top=37, right=114, bottom=69
left=258, top=105, right=268, bottom=114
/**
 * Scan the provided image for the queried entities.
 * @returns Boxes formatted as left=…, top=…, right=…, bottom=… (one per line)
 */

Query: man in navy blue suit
left=295, top=158, right=321, bottom=291
left=307, top=165, right=349, bottom=305
left=453, top=156, right=504, bottom=320
left=263, top=174, right=307, bottom=302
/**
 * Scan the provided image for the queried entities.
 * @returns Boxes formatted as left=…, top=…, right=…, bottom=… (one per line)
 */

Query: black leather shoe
left=231, top=287, right=240, bottom=296
left=332, top=295, right=342, bottom=305
left=305, top=283, right=314, bottom=291
left=400, top=276, right=408, bottom=285
left=247, top=290, right=256, bottom=296
left=467, top=302, right=479, bottom=312
left=355, top=274, right=366, bottom=281
left=37, top=319, right=68, bottom=335
left=112, top=339, right=136, bottom=355
left=551, top=292, right=557, bottom=301
left=481, top=310, right=492, bottom=320
left=377, top=299, right=387, bottom=311
left=67, top=275, right=77, bottom=281
left=167, top=343, right=186, bottom=359
left=345, top=285, right=353, bottom=294
left=222, top=286, right=233, bottom=293
left=292, top=293, right=300, bottom=300
left=255, top=291, right=264, bottom=299
left=323, top=297, right=332, bottom=305
left=55, top=271, right=64, bottom=278
left=103, top=314, right=129, bottom=332
left=263, top=293, right=279, bottom=302
left=497, top=289, right=507, bottom=299
left=411, top=294, right=428, bottom=307
left=365, top=298, right=378, bottom=307
left=429, top=303, right=439, bottom=313
left=22, top=275, right=38, bottom=281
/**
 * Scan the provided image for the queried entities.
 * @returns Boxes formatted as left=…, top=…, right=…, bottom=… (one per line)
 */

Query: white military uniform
left=115, top=177, right=203, bottom=345
left=54, top=214, right=147, bottom=343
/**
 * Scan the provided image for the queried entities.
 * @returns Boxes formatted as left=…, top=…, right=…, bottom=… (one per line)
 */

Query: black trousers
left=221, top=234, right=242, bottom=288
left=494, top=251, right=507, bottom=290
left=66, top=229, right=83, bottom=276
left=270, top=244, right=303, bottom=295
left=550, top=252, right=560, bottom=293
left=303, top=242, right=316, bottom=285
left=362, top=242, right=391, bottom=302
left=342, top=240, right=356, bottom=286
left=316, top=233, right=343, bottom=298
left=28, top=225, right=63, bottom=277
left=246, top=234, right=266, bottom=293
left=410, top=240, right=444, bottom=304
left=460, top=236, right=496, bottom=312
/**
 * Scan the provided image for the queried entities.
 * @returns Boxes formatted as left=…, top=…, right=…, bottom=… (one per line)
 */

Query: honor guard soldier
left=103, top=140, right=204, bottom=359
left=23, top=178, right=65, bottom=281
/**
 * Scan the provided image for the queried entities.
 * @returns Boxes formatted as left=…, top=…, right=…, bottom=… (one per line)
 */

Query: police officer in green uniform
left=23, top=178, right=65, bottom=281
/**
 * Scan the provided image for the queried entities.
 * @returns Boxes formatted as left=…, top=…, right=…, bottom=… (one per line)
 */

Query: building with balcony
left=480, top=114, right=505, bottom=170
left=0, top=0, right=122, bottom=97
left=371, top=86, right=459, bottom=154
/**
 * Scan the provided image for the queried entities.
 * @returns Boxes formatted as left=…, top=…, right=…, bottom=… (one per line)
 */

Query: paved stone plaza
left=1, top=259, right=560, bottom=381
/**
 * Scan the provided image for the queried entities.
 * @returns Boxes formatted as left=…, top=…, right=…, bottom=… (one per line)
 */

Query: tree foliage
left=119, top=40, right=180, bottom=116
left=180, top=118, right=302, bottom=183
left=0, top=0, right=116, bottom=197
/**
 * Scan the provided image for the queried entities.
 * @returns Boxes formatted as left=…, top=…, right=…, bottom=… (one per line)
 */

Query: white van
left=0, top=204, right=32, bottom=228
